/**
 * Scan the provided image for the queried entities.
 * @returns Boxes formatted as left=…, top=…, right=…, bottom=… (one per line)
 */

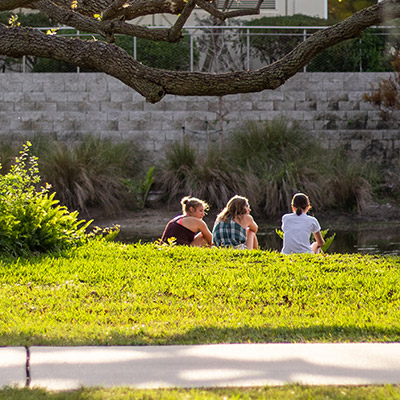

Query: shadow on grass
left=1, top=325, right=400, bottom=346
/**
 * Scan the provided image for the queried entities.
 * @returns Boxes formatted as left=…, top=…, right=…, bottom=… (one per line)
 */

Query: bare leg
left=190, top=233, right=209, bottom=247
left=246, top=230, right=258, bottom=250
left=311, top=242, right=321, bottom=254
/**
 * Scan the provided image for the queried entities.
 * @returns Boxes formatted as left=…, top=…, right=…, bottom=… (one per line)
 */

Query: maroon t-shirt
left=161, top=216, right=196, bottom=245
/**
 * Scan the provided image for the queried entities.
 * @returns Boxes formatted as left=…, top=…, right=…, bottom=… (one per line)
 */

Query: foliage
left=244, top=15, right=393, bottom=73
left=226, top=119, right=328, bottom=215
left=30, top=135, right=144, bottom=215
left=275, top=228, right=336, bottom=253
left=0, top=11, right=54, bottom=27
left=244, top=15, right=331, bottom=65
left=1, top=240, right=400, bottom=345
left=157, top=140, right=249, bottom=210
left=225, top=119, right=375, bottom=215
left=307, top=28, right=393, bottom=72
left=327, top=155, right=372, bottom=213
left=329, top=0, right=378, bottom=21
left=2, top=385, right=400, bottom=400
left=0, top=142, right=92, bottom=256
left=122, top=166, right=155, bottom=209
left=363, top=52, right=400, bottom=120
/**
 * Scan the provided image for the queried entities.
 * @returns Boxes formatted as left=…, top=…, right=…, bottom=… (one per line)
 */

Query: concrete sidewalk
left=2, top=343, right=400, bottom=391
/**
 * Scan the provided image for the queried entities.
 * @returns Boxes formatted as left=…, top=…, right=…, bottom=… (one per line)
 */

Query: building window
left=216, top=0, right=275, bottom=9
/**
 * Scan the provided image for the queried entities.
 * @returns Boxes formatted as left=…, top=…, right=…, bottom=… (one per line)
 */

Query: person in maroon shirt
left=161, top=196, right=213, bottom=247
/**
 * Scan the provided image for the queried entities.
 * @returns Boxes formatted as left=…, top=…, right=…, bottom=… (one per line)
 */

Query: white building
left=138, top=0, right=329, bottom=26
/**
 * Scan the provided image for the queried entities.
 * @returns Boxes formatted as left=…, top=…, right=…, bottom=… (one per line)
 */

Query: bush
left=226, top=119, right=328, bottom=215
left=0, top=142, right=91, bottom=256
left=31, top=135, right=145, bottom=215
left=157, top=140, right=250, bottom=210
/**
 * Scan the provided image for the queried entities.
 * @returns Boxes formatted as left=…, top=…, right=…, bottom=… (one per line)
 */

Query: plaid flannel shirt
left=212, top=219, right=247, bottom=248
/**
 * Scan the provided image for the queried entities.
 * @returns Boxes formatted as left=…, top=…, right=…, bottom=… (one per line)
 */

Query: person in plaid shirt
left=212, top=195, right=258, bottom=250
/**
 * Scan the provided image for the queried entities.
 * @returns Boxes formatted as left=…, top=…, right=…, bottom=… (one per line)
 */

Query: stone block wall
left=1, top=72, right=399, bottom=165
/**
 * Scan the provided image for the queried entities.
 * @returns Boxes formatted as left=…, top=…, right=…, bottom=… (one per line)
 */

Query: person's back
left=281, top=212, right=321, bottom=254
left=281, top=193, right=324, bottom=255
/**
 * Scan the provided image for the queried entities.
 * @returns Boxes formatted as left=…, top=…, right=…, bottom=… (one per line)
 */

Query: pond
left=116, top=222, right=400, bottom=256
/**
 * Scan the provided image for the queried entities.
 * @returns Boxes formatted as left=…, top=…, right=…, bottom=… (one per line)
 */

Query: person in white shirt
left=281, top=193, right=325, bottom=255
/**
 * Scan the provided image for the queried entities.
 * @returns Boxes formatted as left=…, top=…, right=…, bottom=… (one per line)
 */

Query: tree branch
left=0, top=0, right=36, bottom=11
left=1, top=0, right=400, bottom=103
left=195, top=0, right=262, bottom=21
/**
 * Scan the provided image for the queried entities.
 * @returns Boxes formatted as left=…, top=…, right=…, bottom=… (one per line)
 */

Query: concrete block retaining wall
left=1, top=72, right=399, bottom=164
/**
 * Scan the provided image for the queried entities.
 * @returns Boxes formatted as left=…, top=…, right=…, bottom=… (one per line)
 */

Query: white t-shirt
left=281, top=212, right=321, bottom=254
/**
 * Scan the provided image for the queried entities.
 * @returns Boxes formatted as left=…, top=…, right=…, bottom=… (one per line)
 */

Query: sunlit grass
left=1, top=241, right=400, bottom=346
left=1, top=384, right=400, bottom=399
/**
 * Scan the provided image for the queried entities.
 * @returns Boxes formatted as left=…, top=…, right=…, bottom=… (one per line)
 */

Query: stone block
left=23, top=81, right=44, bottom=92
left=88, top=91, right=111, bottom=102
left=274, top=100, right=295, bottom=111
left=118, top=120, right=143, bottom=132
left=1, top=80, right=23, bottom=92
left=100, top=102, right=122, bottom=112
left=44, top=81, right=65, bottom=92
left=254, top=101, right=273, bottom=111
left=129, top=111, right=153, bottom=122
left=111, top=92, right=135, bottom=103
left=0, top=102, right=14, bottom=112
left=122, top=102, right=144, bottom=112
left=53, top=120, right=75, bottom=134
left=96, top=120, right=119, bottom=132
left=67, top=92, right=90, bottom=102
left=31, top=121, right=54, bottom=133
left=107, top=111, right=129, bottom=121
left=338, top=101, right=359, bottom=111
left=56, top=102, right=81, bottom=112
left=15, top=101, right=37, bottom=112
left=296, top=101, right=317, bottom=111
left=262, top=91, right=284, bottom=101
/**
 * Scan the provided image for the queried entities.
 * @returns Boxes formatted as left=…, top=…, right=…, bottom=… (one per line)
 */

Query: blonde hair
left=291, top=193, right=311, bottom=216
left=217, top=195, right=250, bottom=222
left=180, top=196, right=209, bottom=214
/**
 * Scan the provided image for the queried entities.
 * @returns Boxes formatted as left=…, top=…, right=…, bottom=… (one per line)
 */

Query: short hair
left=180, top=196, right=209, bottom=214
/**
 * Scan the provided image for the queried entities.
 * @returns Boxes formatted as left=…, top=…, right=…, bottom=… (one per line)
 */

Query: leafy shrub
left=0, top=142, right=91, bottom=256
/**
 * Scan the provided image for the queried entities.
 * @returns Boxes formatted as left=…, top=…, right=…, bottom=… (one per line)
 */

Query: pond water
left=117, top=223, right=400, bottom=255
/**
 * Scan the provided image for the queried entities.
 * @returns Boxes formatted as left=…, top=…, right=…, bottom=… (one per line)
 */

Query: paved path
left=2, top=343, right=400, bottom=391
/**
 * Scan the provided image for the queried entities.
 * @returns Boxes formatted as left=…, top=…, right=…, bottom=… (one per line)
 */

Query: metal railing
left=4, top=25, right=399, bottom=73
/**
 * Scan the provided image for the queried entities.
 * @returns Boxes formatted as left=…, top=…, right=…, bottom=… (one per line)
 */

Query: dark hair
left=217, top=195, right=250, bottom=222
left=291, top=193, right=311, bottom=216
left=181, top=196, right=209, bottom=214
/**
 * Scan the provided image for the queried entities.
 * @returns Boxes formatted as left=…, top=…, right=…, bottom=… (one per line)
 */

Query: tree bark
left=1, top=0, right=400, bottom=103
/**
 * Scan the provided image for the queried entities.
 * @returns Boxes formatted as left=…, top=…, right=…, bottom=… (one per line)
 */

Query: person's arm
left=197, top=220, right=213, bottom=244
left=242, top=214, right=258, bottom=233
left=313, top=231, right=325, bottom=249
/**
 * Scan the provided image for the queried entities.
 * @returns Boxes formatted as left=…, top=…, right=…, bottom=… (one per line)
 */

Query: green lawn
left=1, top=240, right=399, bottom=346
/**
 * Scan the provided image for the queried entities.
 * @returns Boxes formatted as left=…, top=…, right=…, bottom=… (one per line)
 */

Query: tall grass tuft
left=157, top=140, right=250, bottom=210
left=32, top=135, right=144, bottom=215
left=226, top=119, right=328, bottom=216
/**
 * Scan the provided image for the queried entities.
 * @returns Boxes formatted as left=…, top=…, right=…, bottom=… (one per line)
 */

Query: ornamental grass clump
left=0, top=142, right=92, bottom=256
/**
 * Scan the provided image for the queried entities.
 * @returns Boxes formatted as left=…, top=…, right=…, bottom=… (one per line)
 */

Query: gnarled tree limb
left=1, top=0, right=399, bottom=103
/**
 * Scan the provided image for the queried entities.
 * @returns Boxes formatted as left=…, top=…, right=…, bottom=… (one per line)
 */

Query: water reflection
left=118, top=224, right=400, bottom=255
left=257, top=226, right=400, bottom=255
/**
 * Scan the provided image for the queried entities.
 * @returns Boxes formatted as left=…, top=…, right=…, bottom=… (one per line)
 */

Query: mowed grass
left=1, top=385, right=400, bottom=400
left=1, top=241, right=400, bottom=346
